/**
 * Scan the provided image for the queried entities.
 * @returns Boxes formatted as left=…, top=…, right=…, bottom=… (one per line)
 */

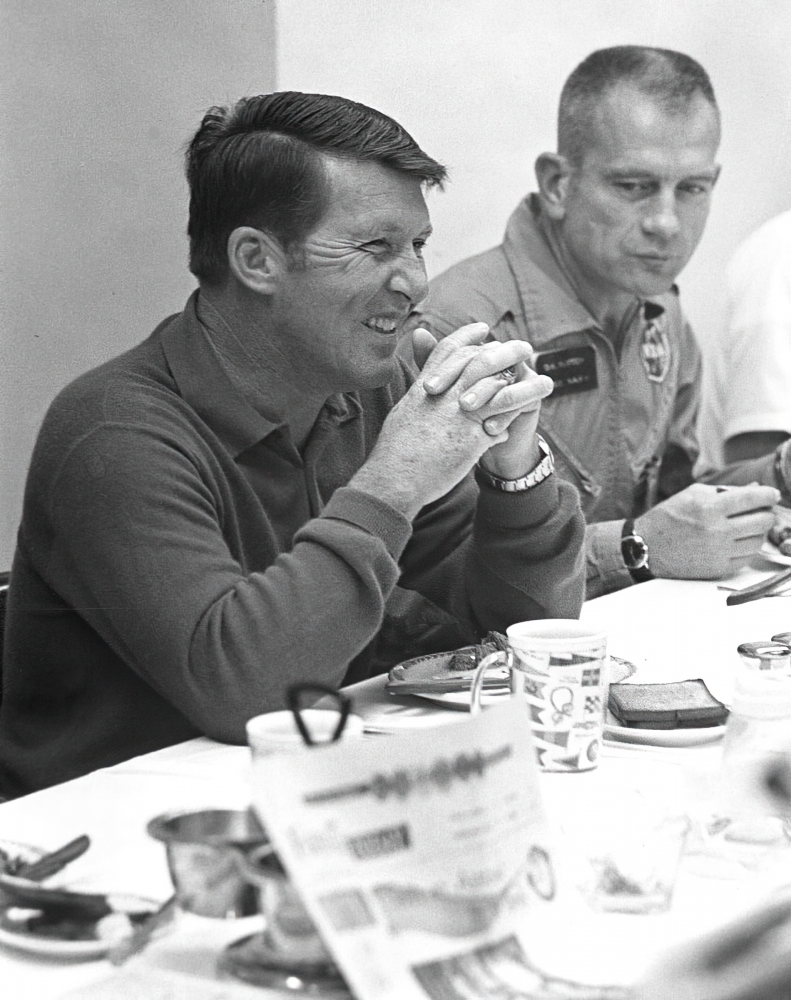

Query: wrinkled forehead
left=581, top=84, right=721, bottom=170
left=318, top=154, right=431, bottom=230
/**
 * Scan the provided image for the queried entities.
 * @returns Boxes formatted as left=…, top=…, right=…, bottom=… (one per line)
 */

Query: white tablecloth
left=2, top=576, right=791, bottom=997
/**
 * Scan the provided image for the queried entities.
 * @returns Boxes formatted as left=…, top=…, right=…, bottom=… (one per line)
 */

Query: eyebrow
left=350, top=222, right=433, bottom=240
left=604, top=168, right=718, bottom=181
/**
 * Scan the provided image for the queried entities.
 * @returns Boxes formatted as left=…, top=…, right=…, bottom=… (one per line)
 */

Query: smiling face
left=269, top=156, right=432, bottom=393
left=552, top=84, right=721, bottom=311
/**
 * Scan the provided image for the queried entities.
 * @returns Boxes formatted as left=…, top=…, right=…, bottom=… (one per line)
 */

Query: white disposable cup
left=246, top=708, right=364, bottom=758
left=471, top=619, right=608, bottom=772
left=506, top=619, right=608, bottom=654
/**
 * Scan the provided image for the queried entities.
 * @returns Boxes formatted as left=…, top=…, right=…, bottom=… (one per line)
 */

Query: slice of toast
left=608, top=679, right=729, bottom=730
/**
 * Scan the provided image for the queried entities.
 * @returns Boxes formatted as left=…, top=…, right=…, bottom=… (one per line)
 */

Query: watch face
left=622, top=536, right=649, bottom=570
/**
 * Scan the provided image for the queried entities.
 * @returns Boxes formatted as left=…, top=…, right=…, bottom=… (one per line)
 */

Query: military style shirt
left=420, top=195, right=702, bottom=597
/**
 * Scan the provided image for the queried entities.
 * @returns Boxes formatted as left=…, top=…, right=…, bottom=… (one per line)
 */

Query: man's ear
left=534, top=152, right=573, bottom=221
left=227, top=227, right=287, bottom=294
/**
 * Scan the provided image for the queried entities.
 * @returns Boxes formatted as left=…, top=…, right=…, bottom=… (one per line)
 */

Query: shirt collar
left=159, top=292, right=361, bottom=458
left=502, top=194, right=667, bottom=346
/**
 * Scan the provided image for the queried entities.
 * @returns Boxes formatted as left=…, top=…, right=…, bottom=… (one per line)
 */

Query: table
left=2, top=574, right=791, bottom=998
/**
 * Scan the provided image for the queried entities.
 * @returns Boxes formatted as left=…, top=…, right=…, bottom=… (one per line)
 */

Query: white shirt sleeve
left=697, top=210, right=791, bottom=472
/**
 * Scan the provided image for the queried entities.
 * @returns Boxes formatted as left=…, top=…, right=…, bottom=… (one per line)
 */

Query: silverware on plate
left=107, top=894, right=177, bottom=966
left=13, top=834, right=91, bottom=882
left=726, top=567, right=791, bottom=606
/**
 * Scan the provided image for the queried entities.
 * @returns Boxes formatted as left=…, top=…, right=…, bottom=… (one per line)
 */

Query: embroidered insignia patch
left=640, top=313, right=671, bottom=383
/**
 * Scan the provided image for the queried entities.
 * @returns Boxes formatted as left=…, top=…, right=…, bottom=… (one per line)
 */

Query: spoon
left=726, top=567, right=791, bottom=606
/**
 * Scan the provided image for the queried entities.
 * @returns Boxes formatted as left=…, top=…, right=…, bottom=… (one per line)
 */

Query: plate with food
left=0, top=837, right=160, bottom=959
left=0, top=891, right=160, bottom=958
left=603, top=679, right=729, bottom=747
left=763, top=508, right=791, bottom=567
left=762, top=542, right=791, bottom=568
left=0, top=839, right=46, bottom=875
left=386, top=637, right=636, bottom=710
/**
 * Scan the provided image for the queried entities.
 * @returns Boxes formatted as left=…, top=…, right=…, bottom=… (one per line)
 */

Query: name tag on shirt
left=533, top=346, right=597, bottom=396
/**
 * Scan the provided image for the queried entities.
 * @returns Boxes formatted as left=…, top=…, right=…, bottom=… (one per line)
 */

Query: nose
left=388, top=252, right=428, bottom=305
left=642, top=188, right=681, bottom=242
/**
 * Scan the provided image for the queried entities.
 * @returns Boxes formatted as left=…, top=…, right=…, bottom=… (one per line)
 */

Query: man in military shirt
left=420, top=46, right=786, bottom=596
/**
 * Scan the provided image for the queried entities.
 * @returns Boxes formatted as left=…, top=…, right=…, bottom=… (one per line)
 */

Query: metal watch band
left=621, top=518, right=653, bottom=583
left=477, top=436, right=554, bottom=493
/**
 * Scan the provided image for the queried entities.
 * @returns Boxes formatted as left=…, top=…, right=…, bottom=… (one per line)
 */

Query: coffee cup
left=246, top=708, right=364, bottom=759
left=471, top=619, right=608, bottom=772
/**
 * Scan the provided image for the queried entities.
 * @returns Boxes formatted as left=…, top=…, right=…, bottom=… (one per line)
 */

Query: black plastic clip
left=286, top=683, right=352, bottom=747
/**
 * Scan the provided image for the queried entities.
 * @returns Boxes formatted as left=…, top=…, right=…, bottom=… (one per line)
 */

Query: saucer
left=603, top=717, right=727, bottom=748
left=219, top=931, right=351, bottom=997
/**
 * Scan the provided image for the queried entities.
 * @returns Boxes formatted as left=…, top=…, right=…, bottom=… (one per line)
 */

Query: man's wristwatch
left=773, top=439, right=791, bottom=503
left=621, top=519, right=653, bottom=583
left=477, top=435, right=554, bottom=492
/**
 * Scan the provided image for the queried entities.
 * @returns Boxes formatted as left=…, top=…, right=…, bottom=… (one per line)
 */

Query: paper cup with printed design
left=471, top=620, right=608, bottom=772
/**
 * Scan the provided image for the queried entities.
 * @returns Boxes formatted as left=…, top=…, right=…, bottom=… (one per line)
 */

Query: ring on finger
left=496, top=366, right=518, bottom=384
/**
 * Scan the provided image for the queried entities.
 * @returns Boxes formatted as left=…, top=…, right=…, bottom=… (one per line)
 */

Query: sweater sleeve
left=398, top=467, right=586, bottom=636
left=391, top=323, right=586, bottom=633
left=45, top=425, right=413, bottom=742
left=584, top=520, right=633, bottom=600
left=42, top=395, right=585, bottom=743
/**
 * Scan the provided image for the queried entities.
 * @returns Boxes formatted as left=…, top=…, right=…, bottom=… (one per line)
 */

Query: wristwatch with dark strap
left=621, top=518, right=653, bottom=583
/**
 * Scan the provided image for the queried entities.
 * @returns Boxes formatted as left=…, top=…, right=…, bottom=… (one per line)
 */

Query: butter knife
left=107, top=894, right=177, bottom=966
left=14, top=834, right=91, bottom=882
left=726, top=567, right=791, bottom=606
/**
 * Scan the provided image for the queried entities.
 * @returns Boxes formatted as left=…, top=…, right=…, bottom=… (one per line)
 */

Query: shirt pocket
left=538, top=423, right=602, bottom=511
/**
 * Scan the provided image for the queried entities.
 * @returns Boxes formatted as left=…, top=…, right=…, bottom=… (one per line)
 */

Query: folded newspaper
left=251, top=699, right=626, bottom=1000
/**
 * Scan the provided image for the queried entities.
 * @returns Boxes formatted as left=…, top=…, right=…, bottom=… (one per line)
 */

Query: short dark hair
left=558, top=46, right=719, bottom=165
left=186, top=91, right=447, bottom=286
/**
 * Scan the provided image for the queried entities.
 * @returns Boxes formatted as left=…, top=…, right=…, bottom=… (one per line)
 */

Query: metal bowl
left=147, top=809, right=267, bottom=918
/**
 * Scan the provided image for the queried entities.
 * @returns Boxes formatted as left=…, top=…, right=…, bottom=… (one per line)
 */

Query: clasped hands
left=415, top=322, right=553, bottom=475
left=351, top=323, right=553, bottom=520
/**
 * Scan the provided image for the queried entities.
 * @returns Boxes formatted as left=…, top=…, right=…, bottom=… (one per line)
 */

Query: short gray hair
left=558, top=46, right=719, bottom=165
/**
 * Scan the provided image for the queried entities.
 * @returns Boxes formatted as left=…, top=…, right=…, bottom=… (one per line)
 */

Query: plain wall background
left=277, top=0, right=791, bottom=308
left=2, top=0, right=790, bottom=566
left=0, top=0, right=277, bottom=565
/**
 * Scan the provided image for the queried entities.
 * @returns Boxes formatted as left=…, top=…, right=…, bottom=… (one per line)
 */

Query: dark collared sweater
left=0, top=292, right=584, bottom=796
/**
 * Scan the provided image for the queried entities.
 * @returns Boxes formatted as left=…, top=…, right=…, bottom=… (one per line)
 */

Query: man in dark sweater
left=0, top=93, right=584, bottom=797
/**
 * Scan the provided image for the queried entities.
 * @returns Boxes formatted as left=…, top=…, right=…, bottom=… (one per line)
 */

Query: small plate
left=0, top=839, right=46, bottom=874
left=385, top=648, right=510, bottom=700
left=405, top=655, right=637, bottom=710
left=221, top=932, right=351, bottom=997
left=603, top=715, right=727, bottom=747
left=0, top=893, right=159, bottom=959
left=761, top=540, right=791, bottom=568
left=415, top=687, right=511, bottom=711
